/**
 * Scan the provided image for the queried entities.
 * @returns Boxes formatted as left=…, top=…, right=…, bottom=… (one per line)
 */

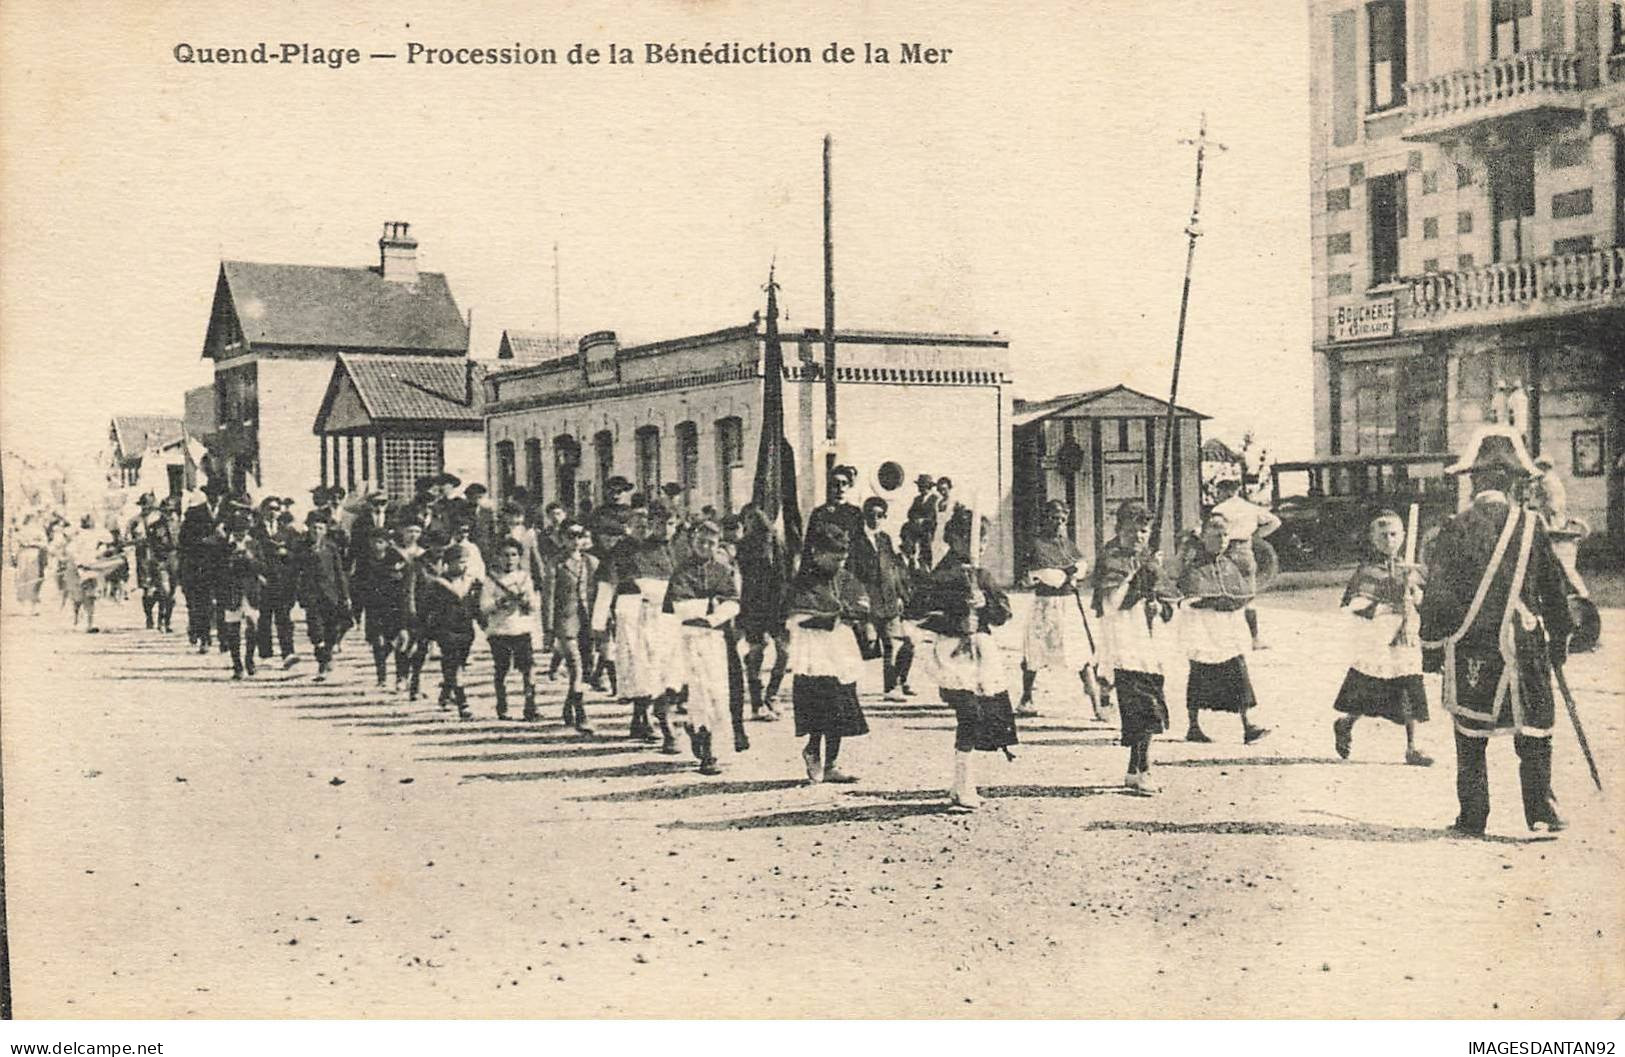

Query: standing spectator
left=1210, top=478, right=1281, bottom=651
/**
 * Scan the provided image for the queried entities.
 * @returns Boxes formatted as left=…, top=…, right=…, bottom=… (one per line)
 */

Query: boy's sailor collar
left=1472, top=489, right=1510, bottom=504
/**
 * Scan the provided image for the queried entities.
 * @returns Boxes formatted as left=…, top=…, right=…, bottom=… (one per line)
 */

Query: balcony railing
left=1408, top=246, right=1625, bottom=320
left=1404, top=51, right=1583, bottom=139
left=1610, top=50, right=1625, bottom=83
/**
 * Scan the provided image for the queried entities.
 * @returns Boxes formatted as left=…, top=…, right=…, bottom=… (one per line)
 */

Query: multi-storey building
left=1308, top=0, right=1625, bottom=553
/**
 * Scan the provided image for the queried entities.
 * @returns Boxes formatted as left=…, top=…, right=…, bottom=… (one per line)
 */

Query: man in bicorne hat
left=1420, top=425, right=1573, bottom=837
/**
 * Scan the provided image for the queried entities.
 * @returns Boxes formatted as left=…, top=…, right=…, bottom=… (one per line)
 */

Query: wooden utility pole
left=823, top=135, right=837, bottom=490
left=1151, top=113, right=1225, bottom=551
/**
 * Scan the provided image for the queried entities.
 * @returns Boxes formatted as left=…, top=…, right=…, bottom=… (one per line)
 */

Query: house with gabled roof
left=312, top=354, right=487, bottom=501
left=198, top=221, right=469, bottom=500
left=1012, top=385, right=1208, bottom=572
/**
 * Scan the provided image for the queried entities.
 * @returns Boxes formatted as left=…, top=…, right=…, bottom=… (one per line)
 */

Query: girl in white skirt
left=787, top=522, right=871, bottom=784
left=1332, top=510, right=1431, bottom=766
left=909, top=505, right=1017, bottom=811
left=664, top=520, right=740, bottom=776
left=1176, top=513, right=1269, bottom=745
left=1019, top=498, right=1106, bottom=720
left=594, top=505, right=678, bottom=750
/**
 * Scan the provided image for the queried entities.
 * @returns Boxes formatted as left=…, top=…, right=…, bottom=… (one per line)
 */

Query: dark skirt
left=1115, top=669, right=1169, bottom=745
left=1333, top=670, right=1428, bottom=725
left=942, top=689, right=1019, bottom=753
left=793, top=675, right=868, bottom=738
left=1186, top=657, right=1257, bottom=714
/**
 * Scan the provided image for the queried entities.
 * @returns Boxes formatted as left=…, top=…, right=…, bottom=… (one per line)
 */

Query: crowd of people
left=1, top=423, right=1584, bottom=829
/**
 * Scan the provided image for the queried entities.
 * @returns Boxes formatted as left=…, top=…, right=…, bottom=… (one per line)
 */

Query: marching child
left=1092, top=500, right=1179, bottom=793
left=786, top=522, right=870, bottom=784
left=294, top=511, right=350, bottom=683
left=663, top=519, right=740, bottom=776
left=1332, top=510, right=1432, bottom=766
left=551, top=522, right=600, bottom=734
left=351, top=530, right=413, bottom=692
left=412, top=544, right=478, bottom=719
left=595, top=504, right=678, bottom=749
left=1020, top=498, right=1106, bottom=720
left=480, top=537, right=542, bottom=721
left=218, top=515, right=264, bottom=680
left=908, top=505, right=1018, bottom=811
left=1176, top=512, right=1270, bottom=745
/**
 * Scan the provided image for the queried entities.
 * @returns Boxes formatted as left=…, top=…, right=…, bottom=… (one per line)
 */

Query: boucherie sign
left=1332, top=298, right=1397, bottom=341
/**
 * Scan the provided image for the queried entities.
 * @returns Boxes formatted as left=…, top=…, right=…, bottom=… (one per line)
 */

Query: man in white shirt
left=1210, top=479, right=1280, bottom=650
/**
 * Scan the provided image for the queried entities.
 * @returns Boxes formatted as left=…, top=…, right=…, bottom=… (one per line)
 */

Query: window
left=1326, top=187, right=1351, bottom=212
left=1367, top=172, right=1406, bottom=285
left=634, top=425, right=661, bottom=500
left=1423, top=216, right=1439, bottom=239
left=384, top=435, right=443, bottom=502
left=1329, top=273, right=1354, bottom=295
left=495, top=440, right=516, bottom=501
left=1551, top=188, right=1594, bottom=219
left=675, top=421, right=699, bottom=511
left=593, top=429, right=614, bottom=508
left=1397, top=355, right=1448, bottom=453
left=1423, top=257, right=1439, bottom=273
left=1352, top=364, right=1398, bottom=454
left=523, top=437, right=544, bottom=498
left=1554, top=234, right=1595, bottom=256
left=1551, top=139, right=1590, bottom=169
left=1457, top=253, right=1476, bottom=270
left=1367, top=0, right=1407, bottom=111
left=1328, top=232, right=1353, bottom=255
left=553, top=435, right=580, bottom=511
left=714, top=416, right=743, bottom=513
left=1491, top=0, right=1535, bottom=57
left=1457, top=164, right=1473, bottom=189
left=1489, top=147, right=1535, bottom=263
left=1421, top=171, right=1438, bottom=195
left=1457, top=211, right=1473, bottom=234
left=1614, top=0, right=1625, bottom=54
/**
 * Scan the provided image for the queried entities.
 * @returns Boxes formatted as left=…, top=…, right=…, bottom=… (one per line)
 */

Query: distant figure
left=1210, top=478, right=1280, bottom=651
left=1531, top=455, right=1569, bottom=532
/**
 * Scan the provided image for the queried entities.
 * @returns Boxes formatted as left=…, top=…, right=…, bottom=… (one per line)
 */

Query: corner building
left=1308, top=0, right=1625, bottom=553
left=482, top=325, right=1016, bottom=579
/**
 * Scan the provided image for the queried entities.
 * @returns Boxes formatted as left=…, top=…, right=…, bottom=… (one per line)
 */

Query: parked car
left=1269, top=453, right=1459, bottom=570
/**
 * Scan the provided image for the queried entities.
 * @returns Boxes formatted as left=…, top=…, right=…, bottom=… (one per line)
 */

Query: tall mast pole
left=823, top=134, right=837, bottom=455
left=1151, top=113, right=1225, bottom=552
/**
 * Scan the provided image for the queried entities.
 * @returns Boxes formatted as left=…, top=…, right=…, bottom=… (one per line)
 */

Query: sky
left=0, top=0, right=1314, bottom=470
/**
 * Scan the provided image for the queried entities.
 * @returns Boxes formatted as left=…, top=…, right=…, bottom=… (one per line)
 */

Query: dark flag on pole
left=752, top=265, right=803, bottom=562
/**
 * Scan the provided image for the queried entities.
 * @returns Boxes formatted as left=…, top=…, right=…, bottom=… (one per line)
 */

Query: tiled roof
left=499, top=329, right=579, bottom=362
left=219, top=260, right=468, bottom=353
left=111, top=415, right=184, bottom=458
left=339, top=354, right=484, bottom=424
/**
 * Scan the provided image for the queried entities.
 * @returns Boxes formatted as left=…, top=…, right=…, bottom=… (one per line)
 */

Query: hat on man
left=1044, top=498, right=1070, bottom=516
left=310, top=485, right=330, bottom=503
left=606, top=475, right=633, bottom=496
left=259, top=496, right=282, bottom=513
left=1446, top=425, right=1538, bottom=477
left=137, top=492, right=156, bottom=509
left=915, top=473, right=937, bottom=488
left=830, top=464, right=858, bottom=485
left=437, top=473, right=462, bottom=488
left=305, top=509, right=330, bottom=526
left=661, top=482, right=684, bottom=498
left=367, top=491, right=390, bottom=507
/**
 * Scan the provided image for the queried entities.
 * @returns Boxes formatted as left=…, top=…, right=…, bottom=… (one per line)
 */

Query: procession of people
left=1, top=425, right=1594, bottom=834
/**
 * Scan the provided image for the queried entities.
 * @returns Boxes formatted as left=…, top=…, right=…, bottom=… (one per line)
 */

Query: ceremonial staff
left=1151, top=114, right=1225, bottom=552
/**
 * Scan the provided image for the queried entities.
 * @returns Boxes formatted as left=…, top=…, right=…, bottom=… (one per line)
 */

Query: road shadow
left=984, top=783, right=1132, bottom=799
left=664, top=801, right=951, bottom=830
left=1155, top=756, right=1392, bottom=768
left=296, top=711, right=418, bottom=722
left=1023, top=737, right=1123, bottom=748
left=573, top=777, right=810, bottom=803
left=420, top=744, right=647, bottom=764
left=461, top=759, right=695, bottom=783
left=1081, top=819, right=1546, bottom=845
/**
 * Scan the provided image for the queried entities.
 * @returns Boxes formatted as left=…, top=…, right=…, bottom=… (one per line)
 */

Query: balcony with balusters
left=1403, top=51, right=1586, bottom=141
left=1403, top=245, right=1625, bottom=331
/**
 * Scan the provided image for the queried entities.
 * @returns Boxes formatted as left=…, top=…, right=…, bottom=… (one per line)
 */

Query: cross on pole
left=1151, top=113, right=1226, bottom=553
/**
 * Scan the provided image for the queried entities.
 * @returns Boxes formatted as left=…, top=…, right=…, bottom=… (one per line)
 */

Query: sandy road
left=3, top=591, right=1620, bottom=1018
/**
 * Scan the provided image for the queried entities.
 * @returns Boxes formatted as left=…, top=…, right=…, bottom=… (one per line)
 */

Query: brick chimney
left=378, top=221, right=418, bottom=283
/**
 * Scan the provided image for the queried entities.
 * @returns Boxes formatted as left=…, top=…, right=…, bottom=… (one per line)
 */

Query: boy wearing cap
left=351, top=528, right=415, bottom=692
left=550, top=522, right=600, bottom=733
left=218, top=515, right=265, bottom=680
left=293, top=511, right=351, bottom=683
left=145, top=497, right=183, bottom=633
left=252, top=497, right=300, bottom=668
left=479, top=537, right=542, bottom=721
left=664, top=519, right=740, bottom=775
left=1093, top=500, right=1180, bottom=794
left=411, top=545, right=478, bottom=719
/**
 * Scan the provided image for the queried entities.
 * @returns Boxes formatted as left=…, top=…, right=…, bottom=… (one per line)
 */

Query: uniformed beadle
left=1420, top=425, right=1574, bottom=838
